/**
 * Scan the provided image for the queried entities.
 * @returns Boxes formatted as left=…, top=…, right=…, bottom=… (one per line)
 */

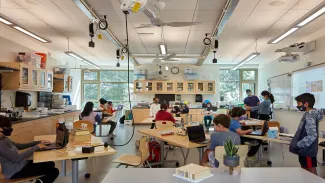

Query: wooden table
left=34, top=135, right=116, bottom=183
left=101, top=167, right=325, bottom=183
left=138, top=128, right=210, bottom=165
left=141, top=117, right=182, bottom=124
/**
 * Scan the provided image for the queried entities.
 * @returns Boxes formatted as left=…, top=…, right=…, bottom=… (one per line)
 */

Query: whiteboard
left=268, top=74, right=291, bottom=109
left=292, top=65, right=325, bottom=109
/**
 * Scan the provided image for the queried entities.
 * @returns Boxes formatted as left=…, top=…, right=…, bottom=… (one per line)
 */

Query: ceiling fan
left=136, top=8, right=200, bottom=29
left=152, top=53, right=180, bottom=65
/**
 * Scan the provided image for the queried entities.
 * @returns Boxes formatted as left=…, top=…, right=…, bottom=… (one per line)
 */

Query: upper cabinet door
left=47, top=71, right=53, bottom=89
left=205, top=81, right=215, bottom=94
left=176, top=82, right=185, bottom=93
left=39, top=70, right=47, bottom=89
left=20, top=64, right=30, bottom=88
left=30, top=67, right=39, bottom=88
left=144, top=81, right=154, bottom=93
left=155, top=81, right=164, bottom=93
left=186, top=81, right=196, bottom=93
left=134, top=81, right=144, bottom=93
left=197, top=81, right=204, bottom=93
left=165, top=81, right=175, bottom=93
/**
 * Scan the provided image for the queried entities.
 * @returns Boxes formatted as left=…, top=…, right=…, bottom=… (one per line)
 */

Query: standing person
left=246, top=91, right=274, bottom=120
left=98, top=98, right=117, bottom=139
left=155, top=103, right=175, bottom=123
left=80, top=102, right=102, bottom=135
left=289, top=93, right=323, bottom=175
left=244, top=89, right=260, bottom=119
left=0, top=116, right=59, bottom=182
left=203, top=102, right=214, bottom=132
left=150, top=97, right=160, bottom=129
left=201, top=114, right=240, bottom=167
left=181, top=101, right=190, bottom=114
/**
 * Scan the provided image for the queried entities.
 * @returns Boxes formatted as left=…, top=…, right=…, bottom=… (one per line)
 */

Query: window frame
left=81, top=69, right=134, bottom=109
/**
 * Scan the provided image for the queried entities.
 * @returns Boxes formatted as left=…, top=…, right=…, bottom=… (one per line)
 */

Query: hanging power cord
left=108, top=11, right=135, bottom=147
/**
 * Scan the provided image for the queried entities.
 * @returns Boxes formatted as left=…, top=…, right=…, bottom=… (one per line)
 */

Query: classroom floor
left=54, top=123, right=325, bottom=183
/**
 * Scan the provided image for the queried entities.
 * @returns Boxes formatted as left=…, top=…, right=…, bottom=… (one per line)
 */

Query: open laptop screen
left=187, top=125, right=206, bottom=141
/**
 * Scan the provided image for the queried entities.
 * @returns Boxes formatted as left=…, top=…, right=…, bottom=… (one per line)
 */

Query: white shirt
left=150, top=103, right=160, bottom=117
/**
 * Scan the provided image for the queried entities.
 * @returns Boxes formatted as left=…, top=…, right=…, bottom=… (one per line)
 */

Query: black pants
left=258, top=114, right=270, bottom=121
left=108, top=120, right=117, bottom=134
left=10, top=161, right=59, bottom=183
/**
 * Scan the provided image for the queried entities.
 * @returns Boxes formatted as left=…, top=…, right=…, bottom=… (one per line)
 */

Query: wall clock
left=171, top=67, right=179, bottom=74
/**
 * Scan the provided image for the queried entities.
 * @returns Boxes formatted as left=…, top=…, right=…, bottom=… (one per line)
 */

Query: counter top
left=11, top=110, right=80, bottom=124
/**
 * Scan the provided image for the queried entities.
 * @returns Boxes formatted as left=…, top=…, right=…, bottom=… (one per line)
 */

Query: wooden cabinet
left=132, top=108, right=151, bottom=124
left=0, top=62, right=53, bottom=92
left=133, top=80, right=215, bottom=94
left=53, top=74, right=73, bottom=93
left=47, top=71, right=53, bottom=90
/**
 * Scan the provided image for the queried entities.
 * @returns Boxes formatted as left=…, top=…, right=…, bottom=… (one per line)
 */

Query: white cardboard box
left=125, top=120, right=133, bottom=125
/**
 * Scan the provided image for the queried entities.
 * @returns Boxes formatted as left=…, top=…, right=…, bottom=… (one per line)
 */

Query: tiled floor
left=54, top=123, right=325, bottom=183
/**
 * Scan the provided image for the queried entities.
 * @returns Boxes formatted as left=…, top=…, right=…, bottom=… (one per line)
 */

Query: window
left=82, top=70, right=134, bottom=109
left=220, top=69, right=258, bottom=102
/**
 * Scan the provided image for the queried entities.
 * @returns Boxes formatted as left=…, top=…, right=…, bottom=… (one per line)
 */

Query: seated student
left=290, top=93, right=323, bottom=175
left=99, top=98, right=113, bottom=115
left=0, top=116, right=59, bottom=182
left=98, top=99, right=117, bottom=138
left=170, top=106, right=181, bottom=117
left=80, top=102, right=102, bottom=134
left=155, top=103, right=175, bottom=123
left=246, top=91, right=274, bottom=121
left=229, top=107, right=263, bottom=160
left=201, top=114, right=240, bottom=167
left=203, top=102, right=214, bottom=132
left=181, top=102, right=190, bottom=114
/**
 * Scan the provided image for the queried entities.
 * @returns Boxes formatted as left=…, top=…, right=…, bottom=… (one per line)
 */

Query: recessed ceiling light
left=269, top=1, right=285, bottom=6
left=26, top=0, right=42, bottom=4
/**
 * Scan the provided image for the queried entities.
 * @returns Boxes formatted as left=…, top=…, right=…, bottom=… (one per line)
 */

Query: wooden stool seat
left=0, top=175, right=43, bottom=183
left=113, top=154, right=142, bottom=166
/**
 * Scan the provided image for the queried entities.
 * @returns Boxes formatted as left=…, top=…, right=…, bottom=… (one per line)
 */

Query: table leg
left=161, top=140, right=165, bottom=165
left=198, top=147, right=204, bottom=164
left=99, top=124, right=102, bottom=137
left=258, top=145, right=263, bottom=164
left=61, top=160, right=66, bottom=176
left=184, top=149, right=190, bottom=165
left=72, top=160, right=79, bottom=183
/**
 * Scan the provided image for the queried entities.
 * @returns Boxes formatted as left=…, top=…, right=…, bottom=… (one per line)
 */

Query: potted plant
left=223, top=137, right=240, bottom=175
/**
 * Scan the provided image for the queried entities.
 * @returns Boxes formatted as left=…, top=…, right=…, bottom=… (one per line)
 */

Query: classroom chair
left=210, top=145, right=248, bottom=168
left=0, top=164, right=43, bottom=183
left=73, top=120, right=94, bottom=134
left=113, top=136, right=151, bottom=168
left=155, top=120, right=187, bottom=166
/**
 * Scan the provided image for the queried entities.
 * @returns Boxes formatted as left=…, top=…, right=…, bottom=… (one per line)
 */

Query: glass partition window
left=84, top=71, right=98, bottom=80
left=242, top=71, right=256, bottom=80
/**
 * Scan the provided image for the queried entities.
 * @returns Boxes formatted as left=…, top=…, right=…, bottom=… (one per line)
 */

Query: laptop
left=187, top=125, right=210, bottom=144
left=248, top=121, right=268, bottom=136
left=38, top=127, right=68, bottom=151
left=117, top=105, right=124, bottom=110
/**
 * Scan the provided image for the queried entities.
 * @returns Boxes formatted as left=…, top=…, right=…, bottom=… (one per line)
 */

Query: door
left=165, top=81, right=175, bottom=93
left=176, top=82, right=185, bottom=93
left=47, top=71, right=53, bottom=89
left=30, top=67, right=39, bottom=88
left=134, top=81, right=144, bottom=93
left=241, top=83, right=256, bottom=100
left=155, top=81, right=164, bottom=93
left=186, top=81, right=195, bottom=93
left=197, top=81, right=204, bottom=92
left=39, top=70, right=47, bottom=89
left=20, top=64, right=30, bottom=88
left=144, top=81, right=154, bottom=93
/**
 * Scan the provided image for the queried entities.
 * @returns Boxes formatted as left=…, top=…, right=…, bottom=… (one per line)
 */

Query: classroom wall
left=258, top=34, right=325, bottom=133
left=134, top=64, right=220, bottom=105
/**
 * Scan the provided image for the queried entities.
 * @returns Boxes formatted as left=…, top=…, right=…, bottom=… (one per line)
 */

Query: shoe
left=107, top=134, right=116, bottom=140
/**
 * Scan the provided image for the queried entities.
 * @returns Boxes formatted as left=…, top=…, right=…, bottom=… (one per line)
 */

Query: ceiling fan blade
left=165, top=22, right=201, bottom=27
left=143, top=8, right=157, bottom=19
left=163, top=53, right=176, bottom=60
left=167, top=58, right=181, bottom=61
left=135, top=24, right=155, bottom=29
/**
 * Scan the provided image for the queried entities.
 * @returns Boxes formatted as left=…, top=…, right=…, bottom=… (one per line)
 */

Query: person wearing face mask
left=201, top=114, right=240, bottom=167
left=246, top=91, right=275, bottom=121
left=203, top=102, right=214, bottom=132
left=289, top=93, right=323, bottom=175
left=244, top=89, right=260, bottom=119
left=150, top=97, right=160, bottom=129
left=0, top=116, right=59, bottom=182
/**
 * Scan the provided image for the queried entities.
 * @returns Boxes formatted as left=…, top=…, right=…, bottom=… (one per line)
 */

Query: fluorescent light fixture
left=64, top=51, right=102, bottom=69
left=0, top=17, right=12, bottom=25
left=13, top=26, right=49, bottom=43
left=165, top=65, right=169, bottom=70
left=231, top=52, right=260, bottom=70
left=270, top=28, right=298, bottom=44
left=297, top=6, right=325, bottom=27
left=159, top=44, right=167, bottom=55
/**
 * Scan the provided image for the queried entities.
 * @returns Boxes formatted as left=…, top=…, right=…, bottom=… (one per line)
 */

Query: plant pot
left=223, top=155, right=240, bottom=167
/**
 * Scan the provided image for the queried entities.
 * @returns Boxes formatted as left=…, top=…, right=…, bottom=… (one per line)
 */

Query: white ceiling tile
left=224, top=10, right=251, bottom=29
left=181, top=58, right=198, bottom=64
left=0, top=8, right=38, bottom=19
left=235, top=0, right=260, bottom=11
left=0, top=0, right=22, bottom=8
left=12, top=0, right=58, bottom=10
left=193, top=11, right=222, bottom=22
left=163, top=30, right=189, bottom=43
left=280, top=9, right=309, bottom=21
left=144, top=47, right=160, bottom=54
left=255, top=0, right=299, bottom=11
left=84, top=0, right=121, bottom=11
left=190, top=22, right=215, bottom=31
left=131, top=22, right=161, bottom=31
left=270, top=20, right=295, bottom=30
left=158, top=0, right=197, bottom=11
left=185, top=45, right=205, bottom=54
left=196, top=0, right=228, bottom=11
left=160, top=11, right=195, bottom=22
left=247, top=10, right=287, bottom=23
left=296, top=0, right=325, bottom=10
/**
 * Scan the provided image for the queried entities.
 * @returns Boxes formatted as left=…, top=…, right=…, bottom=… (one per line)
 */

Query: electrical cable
left=108, top=11, right=135, bottom=147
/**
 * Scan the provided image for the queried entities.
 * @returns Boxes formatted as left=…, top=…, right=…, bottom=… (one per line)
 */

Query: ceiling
left=0, top=0, right=325, bottom=67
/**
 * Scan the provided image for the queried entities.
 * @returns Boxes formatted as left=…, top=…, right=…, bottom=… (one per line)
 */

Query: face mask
left=297, top=105, right=306, bottom=112
left=1, top=128, right=13, bottom=136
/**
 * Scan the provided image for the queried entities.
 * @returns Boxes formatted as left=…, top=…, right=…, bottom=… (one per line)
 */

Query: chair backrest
left=268, top=121, right=280, bottom=131
left=73, top=120, right=94, bottom=134
left=155, top=120, right=174, bottom=130
left=138, top=136, right=150, bottom=163
left=215, top=145, right=248, bottom=168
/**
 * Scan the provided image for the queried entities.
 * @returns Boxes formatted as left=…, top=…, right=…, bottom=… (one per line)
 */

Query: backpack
left=145, top=140, right=161, bottom=166
left=119, top=115, right=125, bottom=124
